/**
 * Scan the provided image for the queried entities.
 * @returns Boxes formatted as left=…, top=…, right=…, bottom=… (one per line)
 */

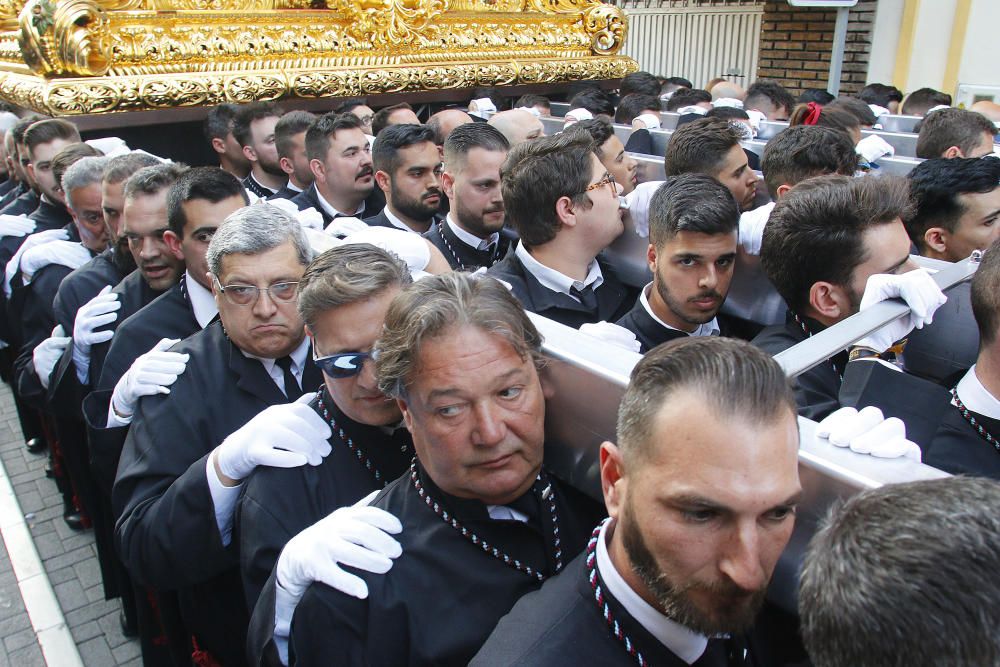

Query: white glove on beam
left=856, top=134, right=895, bottom=163
left=72, top=285, right=121, bottom=384
left=4, top=228, right=68, bottom=297
left=0, top=215, right=35, bottom=238
left=212, top=395, right=332, bottom=484
left=623, top=180, right=663, bottom=239
left=109, top=337, right=188, bottom=424
left=579, top=321, right=641, bottom=353
left=816, top=406, right=921, bottom=460
left=854, top=269, right=947, bottom=353
left=20, top=240, right=91, bottom=284
left=273, top=490, right=402, bottom=665
left=325, top=216, right=370, bottom=239
left=32, top=326, right=69, bottom=390
left=631, top=113, right=661, bottom=130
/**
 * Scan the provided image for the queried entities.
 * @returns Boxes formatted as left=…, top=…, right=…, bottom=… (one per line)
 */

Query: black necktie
left=570, top=284, right=599, bottom=313
left=276, top=355, right=302, bottom=400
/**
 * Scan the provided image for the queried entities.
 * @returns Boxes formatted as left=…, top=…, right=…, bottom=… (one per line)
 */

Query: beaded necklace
left=951, top=387, right=1000, bottom=453
left=316, top=390, right=402, bottom=486
left=408, top=458, right=562, bottom=582
left=793, top=312, right=844, bottom=382
left=436, top=219, right=499, bottom=271
left=585, top=520, right=648, bottom=667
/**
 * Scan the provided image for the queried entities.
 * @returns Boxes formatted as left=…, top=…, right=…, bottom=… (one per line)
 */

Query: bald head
left=427, top=109, right=474, bottom=145
left=711, top=81, right=745, bottom=101
left=488, top=109, right=544, bottom=146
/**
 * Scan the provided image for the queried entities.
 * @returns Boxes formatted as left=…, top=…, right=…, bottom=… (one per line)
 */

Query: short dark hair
left=648, top=174, right=739, bottom=247
left=905, top=157, right=1000, bottom=252
left=617, top=337, right=796, bottom=464
left=371, top=123, right=437, bottom=175
left=798, top=89, right=835, bottom=105
left=620, top=71, right=661, bottom=98
left=858, top=83, right=903, bottom=108
left=615, top=93, right=661, bottom=124
left=232, top=102, right=281, bottom=147
left=664, top=117, right=740, bottom=177
left=23, top=119, right=81, bottom=155
left=166, top=166, right=249, bottom=236
left=443, top=122, right=509, bottom=172
left=514, top=94, right=550, bottom=111
left=371, top=103, right=414, bottom=138
left=745, top=80, right=796, bottom=116
left=568, top=88, right=615, bottom=117
left=706, top=106, right=750, bottom=121
left=51, top=143, right=102, bottom=189
left=500, top=133, right=595, bottom=248
left=973, top=238, right=1000, bottom=347
left=826, top=97, right=878, bottom=127
left=103, top=152, right=162, bottom=186
left=664, top=88, right=712, bottom=112
left=334, top=100, right=369, bottom=115
left=304, top=112, right=364, bottom=161
left=274, top=110, right=316, bottom=160
left=203, top=103, right=240, bottom=142
left=915, top=108, right=996, bottom=159
left=662, top=76, right=693, bottom=90
left=561, top=118, right=615, bottom=157
left=761, top=126, right=858, bottom=199
left=799, top=476, right=1000, bottom=667
left=11, top=114, right=45, bottom=145
left=789, top=103, right=861, bottom=136
left=123, top=162, right=189, bottom=201
left=902, top=87, right=952, bottom=116
left=760, top=174, right=914, bottom=314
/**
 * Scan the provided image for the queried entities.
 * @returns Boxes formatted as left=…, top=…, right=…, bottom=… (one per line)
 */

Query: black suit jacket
left=27, top=198, right=72, bottom=228
left=423, top=219, right=509, bottom=271
left=0, top=181, right=24, bottom=209
left=925, top=404, right=1000, bottom=479
left=291, top=185, right=385, bottom=227
left=114, top=321, right=320, bottom=665
left=615, top=295, right=751, bottom=354
left=243, top=173, right=280, bottom=199
left=267, top=185, right=301, bottom=201
left=0, top=189, right=38, bottom=216
left=362, top=210, right=439, bottom=235
left=487, top=252, right=635, bottom=329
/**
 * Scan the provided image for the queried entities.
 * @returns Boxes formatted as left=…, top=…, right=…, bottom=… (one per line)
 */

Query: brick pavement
left=0, top=380, right=140, bottom=666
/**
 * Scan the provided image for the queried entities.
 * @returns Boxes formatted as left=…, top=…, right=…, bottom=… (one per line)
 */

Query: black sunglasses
left=313, top=351, right=372, bottom=378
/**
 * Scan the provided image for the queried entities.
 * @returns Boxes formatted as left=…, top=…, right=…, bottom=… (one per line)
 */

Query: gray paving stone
left=69, top=619, right=104, bottom=644
left=5, top=643, right=46, bottom=667
left=4, top=626, right=39, bottom=652
left=54, top=579, right=90, bottom=612
left=112, top=638, right=142, bottom=663
left=77, top=636, right=115, bottom=666
left=43, top=544, right=94, bottom=572
left=74, top=558, right=103, bottom=590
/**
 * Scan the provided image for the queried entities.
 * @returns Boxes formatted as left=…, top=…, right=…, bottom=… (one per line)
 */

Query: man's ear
left=808, top=281, right=850, bottom=322
left=374, top=170, right=391, bottom=195
left=554, top=194, right=577, bottom=230
left=440, top=170, right=456, bottom=200
left=775, top=183, right=793, bottom=199
left=646, top=242, right=658, bottom=273
left=398, top=398, right=413, bottom=432
left=600, top=441, right=627, bottom=520
left=278, top=156, right=295, bottom=178
left=163, top=229, right=184, bottom=261
left=923, top=227, right=949, bottom=255
left=242, top=144, right=257, bottom=163
left=309, top=158, right=325, bottom=183
left=943, top=146, right=962, bottom=159
left=211, top=137, right=227, bottom=155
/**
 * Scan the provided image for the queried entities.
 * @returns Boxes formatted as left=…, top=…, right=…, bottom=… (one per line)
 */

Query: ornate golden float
left=0, top=0, right=636, bottom=115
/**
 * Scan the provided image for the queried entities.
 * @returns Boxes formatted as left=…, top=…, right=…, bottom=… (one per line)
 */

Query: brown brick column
left=756, top=0, right=876, bottom=97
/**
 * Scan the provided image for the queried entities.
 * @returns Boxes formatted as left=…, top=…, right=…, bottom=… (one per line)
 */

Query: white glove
left=110, top=338, right=189, bottom=423
left=296, top=207, right=324, bottom=231
left=867, top=104, right=890, bottom=119
left=856, top=134, right=895, bottom=163
left=85, top=136, right=130, bottom=157
left=20, top=240, right=91, bottom=284
left=0, top=214, right=35, bottom=238
left=515, top=106, right=542, bottom=119
left=72, top=285, right=121, bottom=383
left=631, top=113, right=661, bottom=130
left=579, top=321, right=641, bottom=353
left=273, top=491, right=402, bottom=665
left=4, top=228, right=69, bottom=297
left=745, top=109, right=766, bottom=131
left=468, top=98, right=497, bottom=119
left=343, top=226, right=431, bottom=276
left=676, top=105, right=710, bottom=116
left=854, top=269, right=947, bottom=353
left=32, top=326, right=69, bottom=390
left=325, top=216, right=370, bottom=238
left=816, top=406, right=921, bottom=460
left=713, top=97, right=744, bottom=110
left=212, top=395, right=332, bottom=484
left=623, top=180, right=663, bottom=239
left=563, top=108, right=593, bottom=126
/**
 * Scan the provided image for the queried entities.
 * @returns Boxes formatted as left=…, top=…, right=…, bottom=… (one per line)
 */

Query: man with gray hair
left=288, top=272, right=603, bottom=665
left=114, top=203, right=328, bottom=666
left=474, top=337, right=802, bottom=665
left=799, top=476, right=1000, bottom=667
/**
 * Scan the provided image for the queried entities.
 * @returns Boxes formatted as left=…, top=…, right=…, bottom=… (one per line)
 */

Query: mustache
left=422, top=188, right=442, bottom=200
left=356, top=165, right=373, bottom=179
left=689, top=291, right=722, bottom=302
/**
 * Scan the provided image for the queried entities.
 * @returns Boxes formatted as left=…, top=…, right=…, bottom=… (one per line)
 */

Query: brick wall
left=756, top=0, right=876, bottom=97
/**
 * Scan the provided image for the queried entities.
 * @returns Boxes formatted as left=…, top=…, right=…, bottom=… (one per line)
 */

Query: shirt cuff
left=106, top=399, right=132, bottom=428
left=205, top=453, right=243, bottom=546
left=273, top=581, right=296, bottom=666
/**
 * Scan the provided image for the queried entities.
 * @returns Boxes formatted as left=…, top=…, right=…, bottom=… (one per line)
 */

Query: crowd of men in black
left=0, top=69, right=997, bottom=667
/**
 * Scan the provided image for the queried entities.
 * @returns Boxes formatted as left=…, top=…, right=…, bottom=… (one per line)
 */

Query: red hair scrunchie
left=803, top=101, right=822, bottom=125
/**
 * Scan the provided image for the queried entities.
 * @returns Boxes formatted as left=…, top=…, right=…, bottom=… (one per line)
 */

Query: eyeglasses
left=580, top=172, right=616, bottom=195
left=312, top=350, right=372, bottom=378
left=212, top=276, right=300, bottom=306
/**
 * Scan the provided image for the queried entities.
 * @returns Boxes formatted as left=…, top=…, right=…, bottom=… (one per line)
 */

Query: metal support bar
left=773, top=255, right=981, bottom=379
left=827, top=7, right=850, bottom=97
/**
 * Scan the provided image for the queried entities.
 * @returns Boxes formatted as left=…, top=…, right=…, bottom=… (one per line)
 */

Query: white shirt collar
left=250, top=172, right=279, bottom=196
left=184, top=272, right=218, bottom=329
left=313, top=186, right=365, bottom=219
left=382, top=206, right=420, bottom=233
left=446, top=213, right=498, bottom=251
left=596, top=520, right=709, bottom=664
left=486, top=505, right=529, bottom=522
left=640, top=283, right=720, bottom=337
left=954, top=365, right=1000, bottom=418
left=286, top=181, right=305, bottom=193
left=514, top=241, right=604, bottom=298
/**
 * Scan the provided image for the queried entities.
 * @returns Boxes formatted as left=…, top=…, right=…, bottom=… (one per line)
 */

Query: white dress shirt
left=515, top=241, right=603, bottom=302
left=640, top=283, right=720, bottom=338
left=382, top=207, right=420, bottom=233
left=185, top=271, right=218, bottom=329
left=446, top=214, right=498, bottom=251
left=954, top=365, right=1000, bottom=418
left=596, top=520, right=710, bottom=664
left=738, top=201, right=774, bottom=256
left=314, top=188, right=366, bottom=219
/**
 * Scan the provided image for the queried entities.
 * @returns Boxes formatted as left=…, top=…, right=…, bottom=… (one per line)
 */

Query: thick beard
left=391, top=183, right=441, bottom=223
left=619, top=499, right=765, bottom=636
left=654, top=276, right=720, bottom=327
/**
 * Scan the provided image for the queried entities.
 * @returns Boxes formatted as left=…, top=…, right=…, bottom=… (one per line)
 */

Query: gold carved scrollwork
left=18, top=0, right=112, bottom=75
left=583, top=3, right=625, bottom=55
left=0, top=0, right=26, bottom=31
left=325, top=0, right=449, bottom=48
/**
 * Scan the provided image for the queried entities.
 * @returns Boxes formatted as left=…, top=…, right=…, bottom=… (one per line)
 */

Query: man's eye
left=228, top=286, right=256, bottom=298
left=765, top=507, right=796, bottom=522
left=437, top=405, right=461, bottom=417
left=195, top=232, right=215, bottom=243
left=499, top=386, right=522, bottom=400
left=679, top=258, right=696, bottom=267
left=681, top=509, right=717, bottom=523
left=718, top=257, right=734, bottom=267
